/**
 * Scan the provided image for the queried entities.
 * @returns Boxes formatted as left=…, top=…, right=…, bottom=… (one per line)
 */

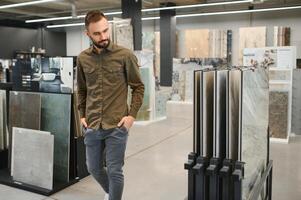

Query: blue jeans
left=84, top=126, right=128, bottom=200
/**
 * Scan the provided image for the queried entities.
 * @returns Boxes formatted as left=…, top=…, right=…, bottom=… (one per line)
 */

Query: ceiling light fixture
left=142, top=0, right=252, bottom=12
left=175, top=5, right=301, bottom=18
left=0, top=0, right=58, bottom=10
left=27, top=0, right=250, bottom=23
left=26, top=11, right=122, bottom=23
left=46, top=5, right=301, bottom=28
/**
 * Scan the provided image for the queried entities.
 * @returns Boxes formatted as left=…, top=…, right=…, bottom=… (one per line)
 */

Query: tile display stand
left=0, top=83, right=80, bottom=196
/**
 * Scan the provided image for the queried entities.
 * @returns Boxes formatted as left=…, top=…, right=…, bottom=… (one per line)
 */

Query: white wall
left=66, top=26, right=90, bottom=56
left=66, top=9, right=301, bottom=64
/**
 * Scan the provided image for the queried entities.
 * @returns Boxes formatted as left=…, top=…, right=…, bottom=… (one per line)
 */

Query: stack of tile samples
left=185, top=66, right=269, bottom=200
left=9, top=91, right=72, bottom=190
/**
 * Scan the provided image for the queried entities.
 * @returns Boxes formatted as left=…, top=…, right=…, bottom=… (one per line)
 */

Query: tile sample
left=214, top=70, right=227, bottom=159
left=12, top=127, right=54, bottom=190
left=239, top=27, right=266, bottom=64
left=114, top=18, right=134, bottom=50
left=9, top=91, right=41, bottom=131
left=202, top=70, right=214, bottom=158
left=40, top=93, right=71, bottom=182
left=292, top=69, right=301, bottom=135
left=269, top=91, right=289, bottom=139
left=185, top=29, right=210, bottom=58
left=0, top=90, right=6, bottom=150
left=228, top=69, right=241, bottom=161
left=241, top=68, right=269, bottom=200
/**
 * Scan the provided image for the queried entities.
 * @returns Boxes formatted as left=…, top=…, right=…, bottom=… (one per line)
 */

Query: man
left=77, top=10, right=144, bottom=200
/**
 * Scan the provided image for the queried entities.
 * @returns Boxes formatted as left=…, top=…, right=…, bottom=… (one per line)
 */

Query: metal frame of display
left=184, top=68, right=273, bottom=200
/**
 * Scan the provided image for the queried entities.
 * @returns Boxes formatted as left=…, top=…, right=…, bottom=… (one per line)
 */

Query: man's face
left=86, top=18, right=110, bottom=49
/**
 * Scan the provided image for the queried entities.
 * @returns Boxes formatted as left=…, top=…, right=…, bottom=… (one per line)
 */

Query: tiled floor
left=0, top=116, right=300, bottom=200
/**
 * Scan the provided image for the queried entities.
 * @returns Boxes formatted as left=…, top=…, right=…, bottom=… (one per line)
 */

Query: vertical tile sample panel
left=239, top=27, right=266, bottom=64
left=214, top=70, right=227, bottom=159
left=292, top=69, right=301, bottom=135
left=0, top=90, right=6, bottom=150
left=228, top=69, right=241, bottom=161
left=12, top=127, right=54, bottom=190
left=185, top=29, right=210, bottom=58
left=202, top=70, right=214, bottom=158
left=194, top=70, right=202, bottom=155
left=135, top=67, right=151, bottom=120
left=241, top=68, right=269, bottom=200
left=114, top=19, right=134, bottom=51
left=269, top=91, right=289, bottom=139
left=40, top=93, right=71, bottom=182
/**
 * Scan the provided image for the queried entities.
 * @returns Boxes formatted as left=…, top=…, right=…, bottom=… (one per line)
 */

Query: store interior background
left=1, top=0, right=301, bottom=200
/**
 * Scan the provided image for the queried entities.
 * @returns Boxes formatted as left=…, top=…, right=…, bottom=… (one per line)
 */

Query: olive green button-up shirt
left=77, top=42, right=145, bottom=130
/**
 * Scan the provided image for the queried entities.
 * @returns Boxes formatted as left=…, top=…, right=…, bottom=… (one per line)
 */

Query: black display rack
left=0, top=82, right=89, bottom=196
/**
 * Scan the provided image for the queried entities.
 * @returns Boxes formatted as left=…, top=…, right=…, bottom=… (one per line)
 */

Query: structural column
left=121, top=0, right=142, bottom=50
left=160, top=3, right=176, bottom=86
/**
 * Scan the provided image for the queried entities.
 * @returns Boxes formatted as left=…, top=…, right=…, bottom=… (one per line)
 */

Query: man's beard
left=90, top=37, right=110, bottom=49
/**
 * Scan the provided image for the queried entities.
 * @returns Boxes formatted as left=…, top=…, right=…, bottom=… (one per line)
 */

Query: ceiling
left=0, top=0, right=300, bottom=27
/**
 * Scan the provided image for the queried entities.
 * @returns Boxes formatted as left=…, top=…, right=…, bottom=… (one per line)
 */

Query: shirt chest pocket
left=103, top=66, right=126, bottom=83
left=83, top=67, right=97, bottom=85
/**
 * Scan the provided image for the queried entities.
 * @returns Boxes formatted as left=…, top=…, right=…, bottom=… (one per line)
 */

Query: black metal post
left=232, top=161, right=245, bottom=200
left=184, top=152, right=197, bottom=200
left=206, top=157, right=222, bottom=200
left=159, top=3, right=176, bottom=86
left=192, top=156, right=209, bottom=200
left=220, top=159, right=234, bottom=200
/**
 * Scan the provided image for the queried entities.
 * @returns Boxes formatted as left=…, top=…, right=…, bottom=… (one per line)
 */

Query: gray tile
left=0, top=184, right=48, bottom=200
left=241, top=68, right=269, bottom=200
left=11, top=127, right=54, bottom=190
left=40, top=93, right=71, bottom=183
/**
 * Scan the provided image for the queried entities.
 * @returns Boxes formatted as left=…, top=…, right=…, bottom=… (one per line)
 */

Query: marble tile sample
left=132, top=51, right=155, bottom=121
left=239, top=27, right=266, bottom=64
left=240, top=68, right=269, bottom=200
left=214, top=70, right=227, bottom=159
left=269, top=91, right=289, bottom=139
left=12, top=127, right=54, bottom=190
left=114, top=19, right=134, bottom=50
left=185, top=29, right=210, bottom=58
left=155, top=88, right=171, bottom=119
left=292, top=69, right=301, bottom=135
left=135, top=67, right=151, bottom=120
left=202, top=70, right=214, bottom=158
left=40, top=93, right=71, bottom=182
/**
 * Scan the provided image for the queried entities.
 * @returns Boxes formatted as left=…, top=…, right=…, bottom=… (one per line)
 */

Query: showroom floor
left=0, top=116, right=300, bottom=200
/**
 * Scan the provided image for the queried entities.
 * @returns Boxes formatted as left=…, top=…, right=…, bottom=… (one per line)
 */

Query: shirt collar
left=89, top=40, right=114, bottom=55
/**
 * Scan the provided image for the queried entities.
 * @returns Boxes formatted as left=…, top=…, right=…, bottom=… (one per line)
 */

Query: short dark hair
left=85, top=10, right=107, bottom=28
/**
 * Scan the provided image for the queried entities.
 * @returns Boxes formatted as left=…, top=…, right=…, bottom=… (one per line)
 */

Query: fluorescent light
left=47, top=22, right=84, bottom=28
left=175, top=5, right=301, bottom=18
left=0, top=0, right=58, bottom=9
left=142, top=16, right=160, bottom=21
left=142, top=0, right=252, bottom=12
left=27, top=1, right=249, bottom=23
left=26, top=11, right=122, bottom=23
left=46, top=19, right=129, bottom=28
